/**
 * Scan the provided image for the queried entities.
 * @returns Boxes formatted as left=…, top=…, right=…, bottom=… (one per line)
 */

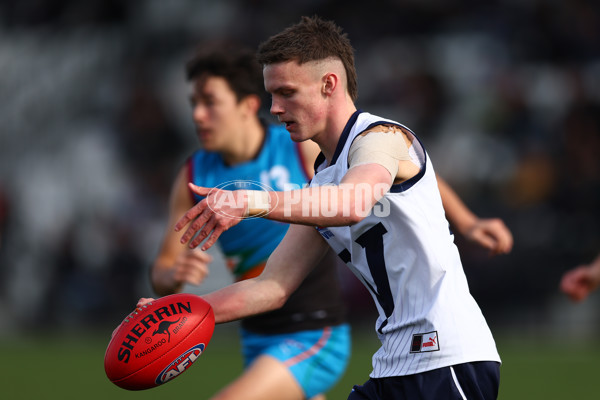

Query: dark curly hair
left=186, top=42, right=264, bottom=102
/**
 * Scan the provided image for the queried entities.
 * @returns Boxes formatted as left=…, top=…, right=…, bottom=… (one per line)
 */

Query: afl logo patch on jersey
left=410, top=331, right=440, bottom=353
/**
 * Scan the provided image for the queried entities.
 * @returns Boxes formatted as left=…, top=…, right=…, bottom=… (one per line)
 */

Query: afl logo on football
left=155, top=344, right=205, bottom=385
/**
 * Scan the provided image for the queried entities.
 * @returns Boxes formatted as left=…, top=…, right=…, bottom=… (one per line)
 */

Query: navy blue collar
left=313, top=110, right=362, bottom=172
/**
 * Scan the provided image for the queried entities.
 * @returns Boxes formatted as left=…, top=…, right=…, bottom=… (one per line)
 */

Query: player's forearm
left=262, top=166, right=391, bottom=226
left=201, top=277, right=287, bottom=324
left=263, top=186, right=367, bottom=226
left=436, top=175, right=478, bottom=235
left=203, top=228, right=323, bottom=325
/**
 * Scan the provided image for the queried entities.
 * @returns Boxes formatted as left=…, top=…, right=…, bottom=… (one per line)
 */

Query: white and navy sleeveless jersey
left=310, top=111, right=500, bottom=377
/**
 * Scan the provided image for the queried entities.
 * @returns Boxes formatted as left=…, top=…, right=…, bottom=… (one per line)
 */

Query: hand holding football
left=104, top=293, right=215, bottom=390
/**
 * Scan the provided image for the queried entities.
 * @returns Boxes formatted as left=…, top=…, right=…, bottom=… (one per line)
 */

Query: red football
left=104, top=293, right=215, bottom=390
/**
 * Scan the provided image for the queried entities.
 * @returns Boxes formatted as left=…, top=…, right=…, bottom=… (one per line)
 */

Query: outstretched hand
left=175, top=184, right=247, bottom=251
left=464, top=218, right=513, bottom=256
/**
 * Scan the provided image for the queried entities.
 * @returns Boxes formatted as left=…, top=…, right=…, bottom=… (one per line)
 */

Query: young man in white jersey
left=138, top=17, right=511, bottom=399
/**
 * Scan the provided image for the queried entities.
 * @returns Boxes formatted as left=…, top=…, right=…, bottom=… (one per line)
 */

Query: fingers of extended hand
left=200, top=224, right=226, bottom=251
left=488, top=218, right=513, bottom=254
left=179, top=206, right=212, bottom=246
left=185, top=214, right=214, bottom=249
left=190, top=248, right=213, bottom=263
left=173, top=250, right=211, bottom=285
left=176, top=188, right=245, bottom=250
left=174, top=264, right=209, bottom=285
left=188, top=183, right=211, bottom=197
left=471, top=230, right=497, bottom=252
left=475, top=218, right=513, bottom=255
left=175, top=200, right=207, bottom=234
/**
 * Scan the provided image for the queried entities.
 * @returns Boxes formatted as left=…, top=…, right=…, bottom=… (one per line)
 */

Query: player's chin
left=199, top=141, right=218, bottom=152
left=289, top=134, right=304, bottom=143
left=286, top=126, right=305, bottom=142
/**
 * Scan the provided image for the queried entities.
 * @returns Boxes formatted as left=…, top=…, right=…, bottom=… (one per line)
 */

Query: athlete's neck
left=316, top=105, right=357, bottom=164
left=221, top=118, right=265, bottom=166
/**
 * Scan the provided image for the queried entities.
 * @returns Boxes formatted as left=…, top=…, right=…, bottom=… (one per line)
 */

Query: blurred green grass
left=1, top=325, right=598, bottom=399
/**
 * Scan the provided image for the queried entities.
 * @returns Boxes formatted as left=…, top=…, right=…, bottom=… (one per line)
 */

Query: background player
left=151, top=43, right=350, bottom=400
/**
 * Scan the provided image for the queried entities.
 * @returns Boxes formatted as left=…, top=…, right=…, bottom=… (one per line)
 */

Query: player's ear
left=322, top=73, right=338, bottom=97
left=240, top=94, right=261, bottom=115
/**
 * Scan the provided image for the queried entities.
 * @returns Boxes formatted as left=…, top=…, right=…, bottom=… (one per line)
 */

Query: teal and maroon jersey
left=188, top=123, right=310, bottom=277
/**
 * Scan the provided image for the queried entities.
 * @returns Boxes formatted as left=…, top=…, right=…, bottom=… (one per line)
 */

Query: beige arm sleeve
left=348, top=125, right=411, bottom=179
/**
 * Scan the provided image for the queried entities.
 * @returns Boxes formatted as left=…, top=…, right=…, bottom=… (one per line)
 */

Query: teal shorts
left=240, top=324, right=351, bottom=398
